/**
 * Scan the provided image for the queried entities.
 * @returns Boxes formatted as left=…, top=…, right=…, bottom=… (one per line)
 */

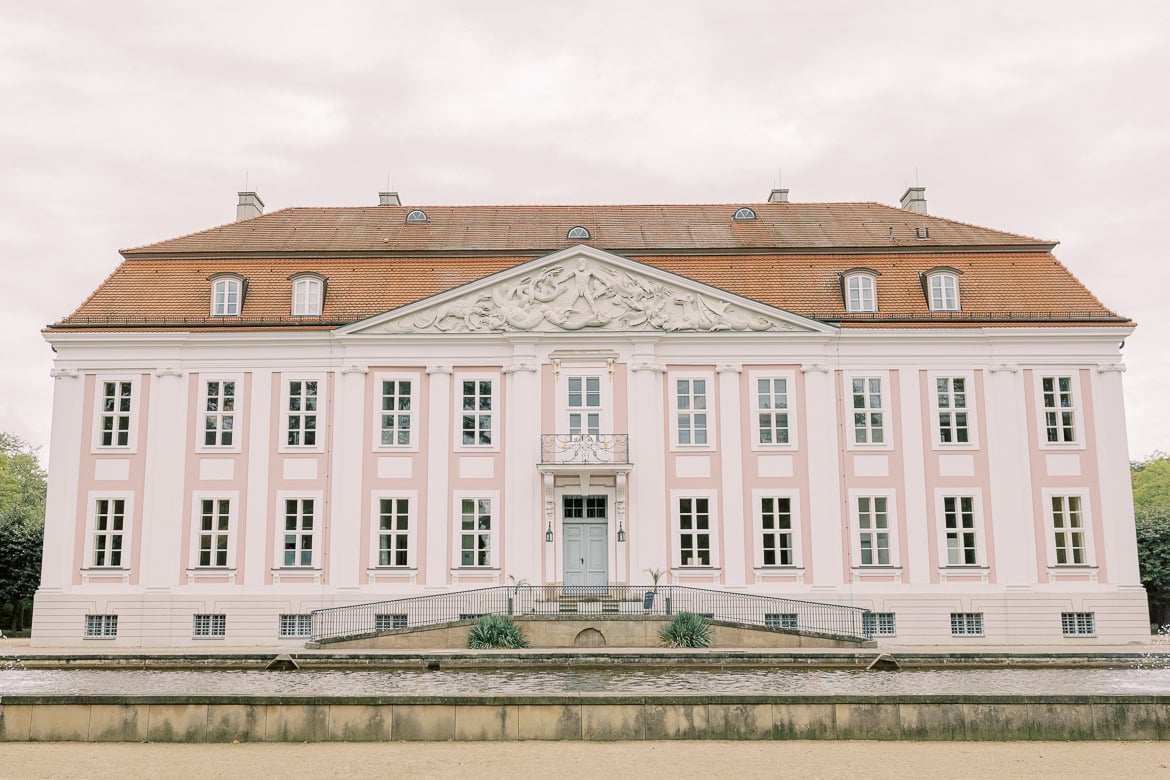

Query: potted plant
left=506, top=575, right=529, bottom=615
left=643, top=567, right=664, bottom=610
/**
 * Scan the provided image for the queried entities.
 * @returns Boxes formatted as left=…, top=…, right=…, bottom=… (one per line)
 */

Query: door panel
left=563, top=524, right=585, bottom=586
left=585, top=523, right=608, bottom=586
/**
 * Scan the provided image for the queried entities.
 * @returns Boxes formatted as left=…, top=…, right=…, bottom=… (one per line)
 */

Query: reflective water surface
left=3, top=667, right=1170, bottom=697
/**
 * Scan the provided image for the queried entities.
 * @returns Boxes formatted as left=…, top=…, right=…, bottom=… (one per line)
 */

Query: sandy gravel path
left=1, top=741, right=1168, bottom=779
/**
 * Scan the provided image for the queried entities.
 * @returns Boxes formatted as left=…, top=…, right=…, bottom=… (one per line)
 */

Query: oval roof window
left=405, top=209, right=429, bottom=223
left=566, top=226, right=591, bottom=240
left=732, top=207, right=757, bottom=221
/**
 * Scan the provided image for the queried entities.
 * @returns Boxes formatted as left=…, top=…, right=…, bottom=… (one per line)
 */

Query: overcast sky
left=2, top=1, right=1167, bottom=461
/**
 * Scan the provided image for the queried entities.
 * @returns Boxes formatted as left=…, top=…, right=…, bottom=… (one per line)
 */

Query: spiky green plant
left=468, top=614, right=529, bottom=649
left=659, top=611, right=712, bottom=648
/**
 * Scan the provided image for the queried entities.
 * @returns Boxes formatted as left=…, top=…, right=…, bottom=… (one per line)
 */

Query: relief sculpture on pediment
left=389, top=257, right=795, bottom=333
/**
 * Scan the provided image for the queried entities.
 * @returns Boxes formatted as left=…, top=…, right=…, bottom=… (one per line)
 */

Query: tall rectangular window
left=380, top=380, right=413, bottom=446
left=679, top=497, right=711, bottom=566
left=202, top=380, right=236, bottom=447
left=935, top=377, right=969, bottom=444
left=461, top=380, right=493, bottom=446
left=99, top=381, right=133, bottom=447
left=197, top=498, right=231, bottom=568
left=856, top=496, right=890, bottom=566
left=567, top=376, right=601, bottom=436
left=1051, top=495, right=1087, bottom=565
left=378, top=497, right=410, bottom=567
left=851, top=377, right=884, bottom=444
left=193, top=613, right=226, bottom=638
left=283, top=498, right=315, bottom=567
left=760, top=496, right=794, bottom=566
left=676, top=379, right=708, bottom=445
left=756, top=378, right=790, bottom=445
left=92, top=498, right=126, bottom=567
left=943, top=496, right=978, bottom=566
left=459, top=498, right=493, bottom=567
left=1041, top=376, right=1077, bottom=443
left=287, top=380, right=318, bottom=447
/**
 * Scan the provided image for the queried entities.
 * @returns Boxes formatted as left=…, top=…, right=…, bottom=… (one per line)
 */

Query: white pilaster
left=503, top=346, right=540, bottom=584
left=243, top=370, right=272, bottom=586
left=898, top=368, right=930, bottom=584
left=802, top=363, right=843, bottom=586
left=717, top=363, right=746, bottom=586
left=424, top=364, right=452, bottom=587
left=139, top=369, right=187, bottom=585
left=39, top=370, right=84, bottom=588
left=985, top=363, right=1035, bottom=584
left=1093, top=362, right=1140, bottom=584
left=628, top=344, right=666, bottom=584
left=329, top=366, right=367, bottom=589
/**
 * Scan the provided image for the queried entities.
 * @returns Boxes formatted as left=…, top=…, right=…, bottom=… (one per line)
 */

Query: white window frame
left=1043, top=489, right=1094, bottom=568
left=844, top=371, right=891, bottom=450
left=370, top=490, right=418, bottom=569
left=452, top=491, right=499, bottom=570
left=936, top=490, right=986, bottom=568
left=671, top=490, right=719, bottom=570
left=950, top=612, right=984, bottom=637
left=195, top=373, right=243, bottom=452
left=291, top=275, right=323, bottom=317
left=193, top=613, right=227, bottom=639
left=274, top=490, right=323, bottom=570
left=189, top=491, right=239, bottom=570
left=926, top=272, right=960, bottom=312
left=863, top=612, right=897, bottom=637
left=669, top=371, right=715, bottom=450
left=1061, top=611, right=1096, bottom=637
left=278, top=614, right=313, bottom=638
left=84, top=614, right=119, bottom=639
left=1034, top=371, right=1084, bottom=449
left=210, top=275, right=243, bottom=317
left=749, top=370, right=798, bottom=450
left=560, top=370, right=611, bottom=437
left=849, top=489, right=899, bottom=569
left=279, top=374, right=327, bottom=453
left=928, top=371, right=978, bottom=450
left=752, top=489, right=802, bottom=570
left=82, top=492, right=133, bottom=572
left=91, top=375, right=140, bottom=453
left=454, top=372, right=500, bottom=451
left=844, top=273, right=877, bottom=313
left=372, top=372, right=420, bottom=452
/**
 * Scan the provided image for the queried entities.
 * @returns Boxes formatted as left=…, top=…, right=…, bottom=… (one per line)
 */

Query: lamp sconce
left=616, top=522, right=626, bottom=543
left=545, top=522, right=554, bottom=543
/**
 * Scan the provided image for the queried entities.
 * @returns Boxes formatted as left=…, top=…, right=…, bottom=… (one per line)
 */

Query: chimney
left=900, top=186, right=927, bottom=214
left=378, top=191, right=401, bottom=206
left=236, top=191, right=264, bottom=221
left=767, top=188, right=789, bottom=204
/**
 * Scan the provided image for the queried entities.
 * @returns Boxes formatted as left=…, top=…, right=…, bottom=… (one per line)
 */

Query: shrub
left=659, top=611, right=712, bottom=648
left=467, top=614, right=529, bottom=649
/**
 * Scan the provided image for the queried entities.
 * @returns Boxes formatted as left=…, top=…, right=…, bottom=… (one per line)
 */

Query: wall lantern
left=616, top=522, right=626, bottom=543
left=545, top=521, right=554, bottom=543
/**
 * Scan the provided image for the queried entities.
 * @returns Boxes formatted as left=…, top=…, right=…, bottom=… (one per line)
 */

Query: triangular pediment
left=339, top=246, right=835, bottom=335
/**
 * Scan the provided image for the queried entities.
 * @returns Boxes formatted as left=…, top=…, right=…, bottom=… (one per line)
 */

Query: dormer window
left=732, top=207, right=757, bottom=221
left=842, top=272, right=878, bottom=313
left=405, top=209, right=429, bottom=223
left=210, top=275, right=244, bottom=317
left=291, top=275, right=324, bottom=317
left=926, top=271, right=961, bottom=311
left=566, top=226, right=590, bottom=240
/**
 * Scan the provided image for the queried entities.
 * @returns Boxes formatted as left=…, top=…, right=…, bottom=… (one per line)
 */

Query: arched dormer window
left=566, top=225, right=590, bottom=240
left=732, top=207, right=757, bottom=221
left=291, top=274, right=325, bottom=316
left=841, top=270, right=879, bottom=313
left=210, top=274, right=244, bottom=317
left=405, top=209, right=429, bottom=223
left=923, top=269, right=962, bottom=311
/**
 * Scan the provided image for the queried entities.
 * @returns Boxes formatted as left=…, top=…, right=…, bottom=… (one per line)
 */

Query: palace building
left=32, top=187, right=1148, bottom=646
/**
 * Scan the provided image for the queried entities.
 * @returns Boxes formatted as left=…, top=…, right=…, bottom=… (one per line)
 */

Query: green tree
left=1132, top=452, right=1170, bottom=626
left=0, top=433, right=47, bottom=632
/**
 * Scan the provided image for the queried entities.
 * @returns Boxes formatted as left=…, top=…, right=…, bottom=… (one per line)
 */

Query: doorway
left=562, top=495, right=608, bottom=588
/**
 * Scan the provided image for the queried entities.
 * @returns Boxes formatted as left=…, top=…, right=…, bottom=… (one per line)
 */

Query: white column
left=717, top=363, right=746, bottom=587
left=898, top=368, right=930, bottom=584
left=802, top=364, right=843, bottom=587
left=628, top=346, right=666, bottom=585
left=139, top=368, right=187, bottom=586
left=985, top=364, right=1036, bottom=584
left=329, top=366, right=367, bottom=589
left=503, top=348, right=540, bottom=584
left=39, top=369, right=84, bottom=588
left=243, top=370, right=272, bottom=586
left=1093, top=363, right=1141, bottom=584
left=424, top=364, right=452, bottom=588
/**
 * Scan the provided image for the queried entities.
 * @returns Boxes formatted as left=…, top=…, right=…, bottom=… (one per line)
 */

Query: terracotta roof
left=121, top=202, right=1051, bottom=257
left=54, top=251, right=1124, bottom=330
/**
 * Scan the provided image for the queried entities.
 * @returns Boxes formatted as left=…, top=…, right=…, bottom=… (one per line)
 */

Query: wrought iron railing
left=310, top=585, right=871, bottom=643
left=540, top=434, right=630, bottom=465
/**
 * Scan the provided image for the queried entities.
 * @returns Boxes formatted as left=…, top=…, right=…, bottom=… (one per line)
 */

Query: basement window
left=405, top=209, right=429, bottom=223
left=732, top=207, right=757, bottom=221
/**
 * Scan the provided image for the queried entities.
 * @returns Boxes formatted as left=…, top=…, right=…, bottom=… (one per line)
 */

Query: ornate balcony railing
left=540, top=434, right=630, bottom=465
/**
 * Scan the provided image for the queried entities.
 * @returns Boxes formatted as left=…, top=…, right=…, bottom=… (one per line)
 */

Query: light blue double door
left=562, top=495, right=608, bottom=587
